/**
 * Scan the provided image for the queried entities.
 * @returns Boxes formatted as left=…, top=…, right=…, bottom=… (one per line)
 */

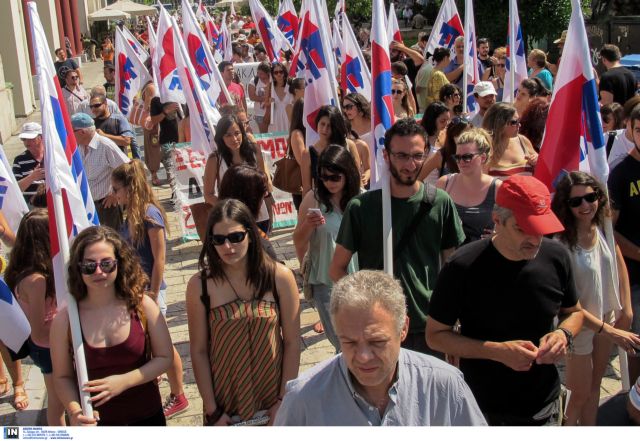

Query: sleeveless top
left=569, top=228, right=621, bottom=319
left=14, top=273, right=57, bottom=348
left=488, top=135, right=534, bottom=177
left=445, top=175, right=497, bottom=244
left=82, top=311, right=162, bottom=425
left=207, top=281, right=282, bottom=421
left=308, top=202, right=358, bottom=287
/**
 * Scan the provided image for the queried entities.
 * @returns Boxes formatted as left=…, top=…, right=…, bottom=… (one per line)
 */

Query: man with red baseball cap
left=426, top=175, right=584, bottom=425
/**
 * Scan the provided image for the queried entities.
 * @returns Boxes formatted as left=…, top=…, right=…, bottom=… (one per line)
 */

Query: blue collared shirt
left=275, top=349, right=487, bottom=426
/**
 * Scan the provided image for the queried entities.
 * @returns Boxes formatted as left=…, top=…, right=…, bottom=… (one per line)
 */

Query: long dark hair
left=5, top=209, right=54, bottom=297
left=218, top=165, right=268, bottom=218
left=68, top=226, right=148, bottom=310
left=271, top=61, right=288, bottom=87
left=343, top=93, right=371, bottom=120
left=421, top=101, right=450, bottom=137
left=199, top=199, right=276, bottom=298
left=441, top=117, right=472, bottom=173
left=288, top=98, right=305, bottom=145
left=315, top=145, right=361, bottom=213
left=214, top=114, right=257, bottom=167
left=551, top=171, right=609, bottom=250
left=314, top=105, right=348, bottom=147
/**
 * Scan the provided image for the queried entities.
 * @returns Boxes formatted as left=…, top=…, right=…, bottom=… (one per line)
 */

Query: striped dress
left=209, top=299, right=282, bottom=421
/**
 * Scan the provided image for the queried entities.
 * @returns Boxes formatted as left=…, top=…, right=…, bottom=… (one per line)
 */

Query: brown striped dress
left=209, top=299, right=283, bottom=421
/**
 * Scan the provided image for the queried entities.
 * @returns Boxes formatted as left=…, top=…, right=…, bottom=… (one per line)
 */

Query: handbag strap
left=393, top=183, right=437, bottom=265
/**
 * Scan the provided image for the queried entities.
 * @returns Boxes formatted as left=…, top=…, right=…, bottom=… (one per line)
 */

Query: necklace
left=222, top=271, right=252, bottom=303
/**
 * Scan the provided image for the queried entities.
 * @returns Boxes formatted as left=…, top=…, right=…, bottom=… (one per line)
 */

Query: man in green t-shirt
left=330, top=118, right=465, bottom=356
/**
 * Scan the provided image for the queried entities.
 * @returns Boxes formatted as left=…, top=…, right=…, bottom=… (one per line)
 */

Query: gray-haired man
left=275, top=270, right=486, bottom=426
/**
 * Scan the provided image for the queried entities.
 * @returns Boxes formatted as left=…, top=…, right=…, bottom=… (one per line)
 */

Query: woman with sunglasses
left=483, top=102, right=538, bottom=178
left=5, top=209, right=64, bottom=424
left=438, top=84, right=461, bottom=116
left=436, top=128, right=500, bottom=245
left=293, top=145, right=361, bottom=352
left=186, top=199, right=300, bottom=425
left=551, top=171, right=639, bottom=426
left=341, top=93, right=371, bottom=138
left=419, top=102, right=450, bottom=185
left=203, top=114, right=273, bottom=235
left=111, top=160, right=190, bottom=419
left=391, top=78, right=416, bottom=119
left=489, top=48, right=506, bottom=102
left=300, top=105, right=361, bottom=196
left=50, top=226, right=173, bottom=426
left=268, top=62, right=291, bottom=133
left=417, top=116, right=470, bottom=183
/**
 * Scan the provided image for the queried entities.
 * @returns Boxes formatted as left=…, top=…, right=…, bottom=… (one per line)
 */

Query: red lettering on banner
left=257, top=136, right=289, bottom=160
left=274, top=201, right=293, bottom=215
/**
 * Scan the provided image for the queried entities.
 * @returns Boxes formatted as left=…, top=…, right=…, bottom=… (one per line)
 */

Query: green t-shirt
left=336, top=183, right=465, bottom=333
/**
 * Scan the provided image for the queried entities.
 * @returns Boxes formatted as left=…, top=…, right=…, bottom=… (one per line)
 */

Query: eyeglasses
left=319, top=173, right=343, bottom=182
left=342, top=103, right=355, bottom=110
left=508, top=119, right=520, bottom=126
left=89, top=102, right=104, bottom=109
left=453, top=152, right=482, bottom=163
left=211, top=230, right=248, bottom=246
left=567, top=191, right=599, bottom=208
left=389, top=151, right=426, bottom=162
left=273, top=70, right=285, bottom=75
left=69, top=76, right=79, bottom=80
left=497, top=63, right=506, bottom=68
left=78, top=259, right=118, bottom=275
left=391, top=89, right=404, bottom=95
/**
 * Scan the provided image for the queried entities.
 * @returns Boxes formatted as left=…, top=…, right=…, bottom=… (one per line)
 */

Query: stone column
left=0, top=0, right=35, bottom=117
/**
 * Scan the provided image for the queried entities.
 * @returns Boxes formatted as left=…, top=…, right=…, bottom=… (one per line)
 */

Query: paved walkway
left=0, top=56, right=626, bottom=427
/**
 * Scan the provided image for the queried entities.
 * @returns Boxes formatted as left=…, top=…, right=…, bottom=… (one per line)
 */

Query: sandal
left=0, top=377, right=8, bottom=397
left=12, top=382, right=29, bottom=411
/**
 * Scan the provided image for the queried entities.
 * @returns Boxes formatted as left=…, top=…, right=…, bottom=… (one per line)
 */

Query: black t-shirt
left=54, top=59, right=78, bottom=88
left=608, top=154, right=640, bottom=285
left=429, top=238, right=578, bottom=417
left=150, top=97, right=180, bottom=145
left=599, top=66, right=637, bottom=105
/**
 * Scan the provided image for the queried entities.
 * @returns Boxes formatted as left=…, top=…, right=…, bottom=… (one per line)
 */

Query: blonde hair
left=493, top=46, right=507, bottom=59
left=529, top=49, right=547, bottom=68
left=112, top=160, right=168, bottom=246
left=455, top=127, right=493, bottom=156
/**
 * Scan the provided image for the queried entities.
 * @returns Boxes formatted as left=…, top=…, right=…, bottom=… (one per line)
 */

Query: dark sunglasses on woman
left=319, top=173, right=343, bottom=182
left=79, top=259, right=118, bottom=275
left=567, top=191, right=598, bottom=208
left=211, top=231, right=248, bottom=246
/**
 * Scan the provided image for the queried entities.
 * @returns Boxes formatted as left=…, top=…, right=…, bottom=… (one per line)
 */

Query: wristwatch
left=557, top=327, right=574, bottom=353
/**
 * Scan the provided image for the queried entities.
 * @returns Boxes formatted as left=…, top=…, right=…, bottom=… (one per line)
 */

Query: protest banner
left=172, top=130, right=297, bottom=241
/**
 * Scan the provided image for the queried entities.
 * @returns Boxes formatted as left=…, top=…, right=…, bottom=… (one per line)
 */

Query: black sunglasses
left=342, top=103, right=355, bottom=110
left=211, top=231, right=248, bottom=246
left=509, top=118, right=520, bottom=126
left=319, top=173, right=342, bottom=182
left=79, top=259, right=118, bottom=275
left=453, top=152, right=482, bottom=163
left=567, top=191, right=599, bottom=208
left=391, top=89, right=404, bottom=95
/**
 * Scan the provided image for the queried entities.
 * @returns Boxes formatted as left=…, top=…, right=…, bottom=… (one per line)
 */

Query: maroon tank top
left=82, top=310, right=162, bottom=425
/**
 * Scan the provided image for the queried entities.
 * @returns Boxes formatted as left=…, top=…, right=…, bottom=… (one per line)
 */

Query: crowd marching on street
left=2, top=0, right=640, bottom=428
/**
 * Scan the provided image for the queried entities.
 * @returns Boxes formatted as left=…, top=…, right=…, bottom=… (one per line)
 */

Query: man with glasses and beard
left=330, top=118, right=465, bottom=357
left=426, top=175, right=583, bottom=425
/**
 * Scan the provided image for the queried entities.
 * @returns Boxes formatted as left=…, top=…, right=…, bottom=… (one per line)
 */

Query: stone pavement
left=0, top=56, right=627, bottom=427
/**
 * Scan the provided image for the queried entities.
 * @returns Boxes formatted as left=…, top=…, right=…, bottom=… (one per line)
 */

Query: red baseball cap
left=495, top=175, right=564, bottom=236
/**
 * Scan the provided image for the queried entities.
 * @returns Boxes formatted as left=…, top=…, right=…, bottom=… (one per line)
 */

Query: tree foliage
left=257, top=0, right=371, bottom=23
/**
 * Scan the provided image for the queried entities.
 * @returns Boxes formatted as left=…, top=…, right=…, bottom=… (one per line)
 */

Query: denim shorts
left=28, top=339, right=53, bottom=374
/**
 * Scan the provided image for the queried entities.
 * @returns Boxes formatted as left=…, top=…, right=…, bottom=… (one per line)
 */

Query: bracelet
left=204, top=406, right=224, bottom=426
left=598, top=320, right=605, bottom=334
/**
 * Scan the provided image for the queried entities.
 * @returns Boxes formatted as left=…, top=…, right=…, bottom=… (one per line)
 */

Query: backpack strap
left=393, top=182, right=437, bottom=265
left=605, top=131, right=616, bottom=158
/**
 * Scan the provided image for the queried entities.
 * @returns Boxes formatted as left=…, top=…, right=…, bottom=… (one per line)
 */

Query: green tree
left=256, top=0, right=371, bottom=24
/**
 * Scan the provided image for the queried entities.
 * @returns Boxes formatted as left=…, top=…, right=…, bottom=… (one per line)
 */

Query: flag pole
left=462, top=1, right=469, bottom=114
left=509, top=0, right=516, bottom=104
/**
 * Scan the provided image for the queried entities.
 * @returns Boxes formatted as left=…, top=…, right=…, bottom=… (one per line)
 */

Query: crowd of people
left=1, top=5, right=640, bottom=428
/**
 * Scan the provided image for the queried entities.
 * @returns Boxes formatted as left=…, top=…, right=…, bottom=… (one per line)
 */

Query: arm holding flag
left=0, top=212, right=15, bottom=246
left=390, top=41, right=425, bottom=67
